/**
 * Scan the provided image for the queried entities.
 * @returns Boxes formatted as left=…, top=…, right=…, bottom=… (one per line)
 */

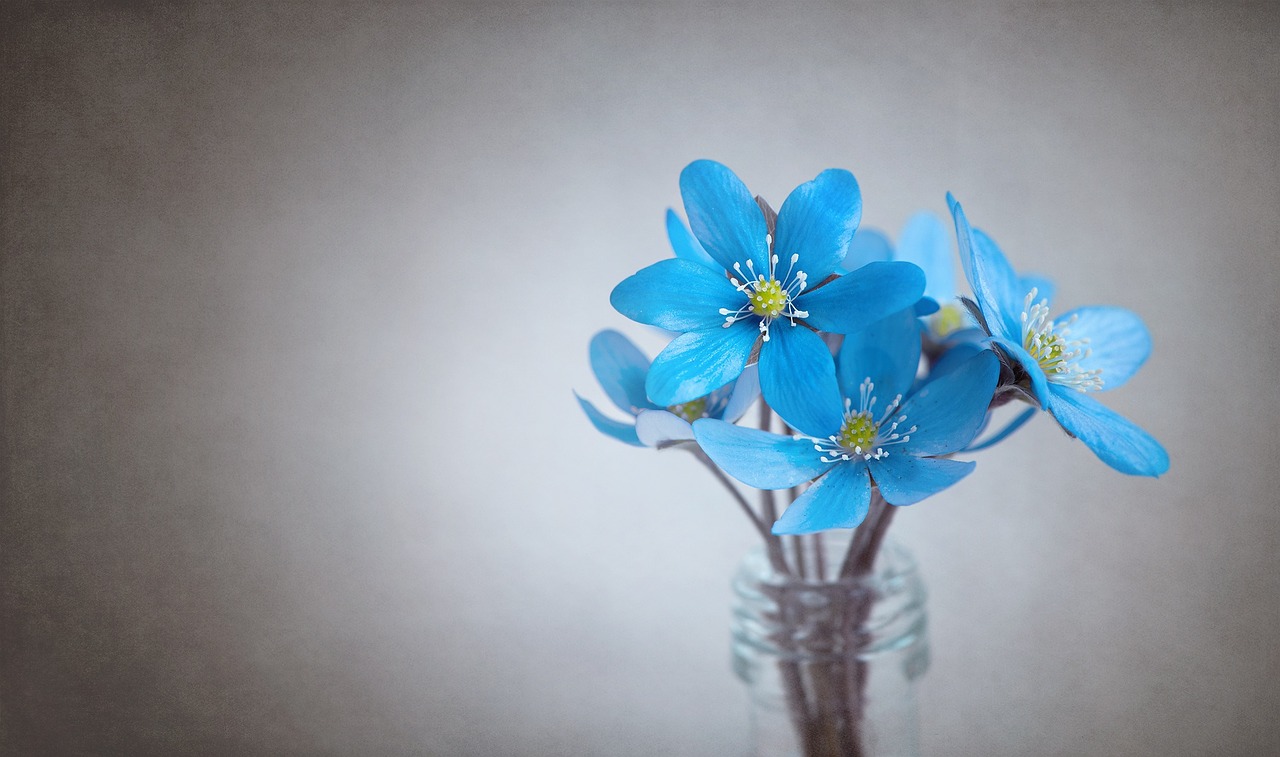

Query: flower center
left=1020, top=288, right=1103, bottom=392
left=748, top=278, right=787, bottom=317
left=801, top=379, right=916, bottom=463
left=930, top=302, right=967, bottom=338
left=718, top=234, right=810, bottom=342
left=837, top=412, right=878, bottom=451
left=667, top=397, right=707, bottom=423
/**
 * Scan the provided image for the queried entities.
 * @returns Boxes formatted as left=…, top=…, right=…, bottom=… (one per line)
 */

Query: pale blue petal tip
left=635, top=409, right=694, bottom=447
left=576, top=393, right=642, bottom=447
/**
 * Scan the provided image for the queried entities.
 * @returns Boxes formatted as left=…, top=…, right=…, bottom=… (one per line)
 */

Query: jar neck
left=732, top=536, right=927, bottom=662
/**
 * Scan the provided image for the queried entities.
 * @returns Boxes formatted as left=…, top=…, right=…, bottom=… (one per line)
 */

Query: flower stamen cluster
left=802, top=378, right=915, bottom=463
left=667, top=397, right=709, bottom=423
left=718, top=234, right=810, bottom=342
left=1020, top=288, right=1103, bottom=392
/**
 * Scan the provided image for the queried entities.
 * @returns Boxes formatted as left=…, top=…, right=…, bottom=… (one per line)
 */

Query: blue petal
left=665, top=208, right=718, bottom=270
left=840, top=228, right=893, bottom=274
left=1057, top=305, right=1152, bottom=391
left=837, top=307, right=922, bottom=404
left=914, top=297, right=940, bottom=317
left=937, top=324, right=986, bottom=347
left=972, top=228, right=1028, bottom=339
left=1045, top=385, right=1169, bottom=477
left=680, top=160, right=769, bottom=275
left=635, top=409, right=694, bottom=446
left=927, top=341, right=985, bottom=381
left=589, top=330, right=656, bottom=415
left=869, top=455, right=974, bottom=506
left=772, top=462, right=872, bottom=534
left=990, top=335, right=1049, bottom=406
left=897, top=211, right=955, bottom=301
left=947, top=195, right=1023, bottom=342
left=797, top=261, right=926, bottom=334
left=1018, top=274, right=1055, bottom=306
left=693, top=418, right=835, bottom=490
left=720, top=363, right=760, bottom=423
left=967, top=406, right=991, bottom=447
left=774, top=169, right=862, bottom=282
left=610, top=259, right=742, bottom=332
left=897, top=349, right=999, bottom=456
left=646, top=323, right=759, bottom=406
left=758, top=323, right=844, bottom=438
left=576, top=393, right=642, bottom=446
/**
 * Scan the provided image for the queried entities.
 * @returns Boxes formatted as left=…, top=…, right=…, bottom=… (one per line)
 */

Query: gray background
left=3, top=2, right=1278, bottom=755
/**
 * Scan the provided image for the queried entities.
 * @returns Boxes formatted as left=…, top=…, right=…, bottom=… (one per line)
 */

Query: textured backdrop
left=3, top=2, right=1278, bottom=755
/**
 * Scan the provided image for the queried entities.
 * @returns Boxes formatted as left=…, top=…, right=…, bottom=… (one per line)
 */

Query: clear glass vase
left=731, top=535, right=929, bottom=757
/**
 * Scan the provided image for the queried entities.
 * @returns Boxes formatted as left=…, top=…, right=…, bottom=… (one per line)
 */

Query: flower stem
left=689, top=449, right=792, bottom=575
left=855, top=504, right=895, bottom=576
left=811, top=532, right=826, bottom=581
left=756, top=400, right=791, bottom=576
left=793, top=534, right=809, bottom=580
left=839, top=489, right=894, bottom=579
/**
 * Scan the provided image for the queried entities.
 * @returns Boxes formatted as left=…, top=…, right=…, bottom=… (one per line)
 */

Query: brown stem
left=839, top=491, right=885, bottom=579
left=756, top=400, right=792, bottom=576
left=792, top=534, right=809, bottom=580
left=855, top=504, right=896, bottom=576
left=779, top=659, right=819, bottom=756
left=811, top=532, right=826, bottom=581
left=689, top=450, right=773, bottom=543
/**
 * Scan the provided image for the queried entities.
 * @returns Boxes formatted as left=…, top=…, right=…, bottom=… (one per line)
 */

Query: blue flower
left=947, top=194, right=1169, bottom=477
left=693, top=313, right=999, bottom=534
left=576, top=330, right=759, bottom=447
left=610, top=161, right=925, bottom=431
left=847, top=212, right=1053, bottom=342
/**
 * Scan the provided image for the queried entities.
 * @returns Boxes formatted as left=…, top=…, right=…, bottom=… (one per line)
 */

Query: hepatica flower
left=610, top=161, right=924, bottom=431
left=578, top=161, right=1174, bottom=753
left=846, top=212, right=1053, bottom=343
left=948, top=194, right=1169, bottom=477
left=576, top=329, right=758, bottom=447
left=693, top=311, right=998, bottom=534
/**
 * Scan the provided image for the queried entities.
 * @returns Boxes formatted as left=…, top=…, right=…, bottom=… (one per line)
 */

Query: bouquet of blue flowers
left=578, top=160, right=1167, bottom=756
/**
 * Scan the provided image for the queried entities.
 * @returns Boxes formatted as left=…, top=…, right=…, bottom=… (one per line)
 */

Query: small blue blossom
left=693, top=313, right=998, bottom=534
left=846, top=212, right=1054, bottom=343
left=576, top=330, right=759, bottom=447
left=610, top=160, right=925, bottom=431
left=947, top=194, right=1169, bottom=476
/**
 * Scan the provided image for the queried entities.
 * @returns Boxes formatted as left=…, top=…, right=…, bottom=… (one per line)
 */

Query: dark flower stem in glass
left=692, top=399, right=915, bottom=756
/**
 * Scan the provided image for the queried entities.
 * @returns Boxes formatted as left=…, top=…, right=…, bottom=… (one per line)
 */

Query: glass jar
left=731, top=535, right=929, bottom=757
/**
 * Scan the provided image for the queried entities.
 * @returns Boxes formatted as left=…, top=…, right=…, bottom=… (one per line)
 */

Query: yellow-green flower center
left=806, top=379, right=914, bottom=463
left=1024, top=329, right=1068, bottom=372
left=837, top=412, right=878, bottom=452
left=931, top=302, right=967, bottom=338
left=1020, top=288, right=1103, bottom=391
left=747, top=278, right=788, bottom=318
left=718, top=245, right=811, bottom=342
left=667, top=397, right=707, bottom=423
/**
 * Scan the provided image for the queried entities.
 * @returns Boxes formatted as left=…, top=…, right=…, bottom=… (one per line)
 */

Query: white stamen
left=799, top=377, right=917, bottom=464
left=718, top=245, right=812, bottom=331
left=1020, top=288, right=1104, bottom=392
